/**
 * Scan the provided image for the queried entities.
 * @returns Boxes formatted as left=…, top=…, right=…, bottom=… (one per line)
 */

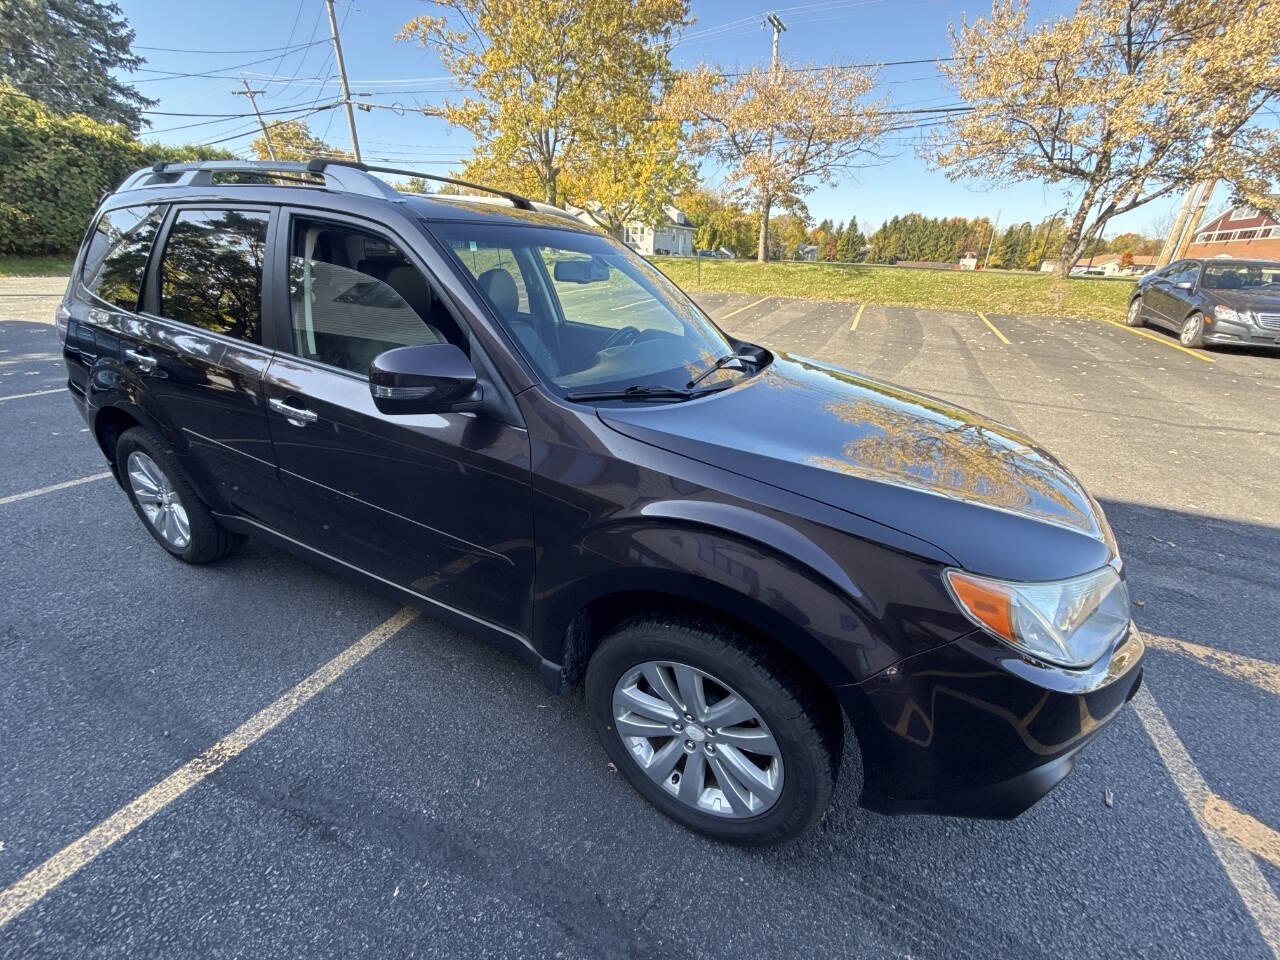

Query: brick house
left=1184, top=200, right=1280, bottom=260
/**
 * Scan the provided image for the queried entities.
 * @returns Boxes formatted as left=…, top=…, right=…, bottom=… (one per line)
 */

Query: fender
left=86, top=358, right=225, bottom=512
left=536, top=502, right=969, bottom=689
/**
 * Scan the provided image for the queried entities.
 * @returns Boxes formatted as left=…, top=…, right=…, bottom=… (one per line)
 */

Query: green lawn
left=0, top=256, right=73, bottom=278
left=652, top=257, right=1135, bottom=322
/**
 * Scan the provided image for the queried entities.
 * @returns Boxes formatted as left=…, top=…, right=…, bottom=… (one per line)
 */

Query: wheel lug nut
left=684, top=740, right=695, bottom=751
left=684, top=713, right=694, bottom=722
left=705, top=726, right=715, bottom=736
left=705, top=744, right=715, bottom=754
left=672, top=722, right=683, bottom=732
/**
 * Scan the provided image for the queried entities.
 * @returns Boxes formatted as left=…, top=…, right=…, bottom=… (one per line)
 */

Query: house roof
left=1195, top=196, right=1280, bottom=239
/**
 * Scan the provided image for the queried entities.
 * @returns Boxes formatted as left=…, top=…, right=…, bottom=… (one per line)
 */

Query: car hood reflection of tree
left=598, top=353, right=1107, bottom=577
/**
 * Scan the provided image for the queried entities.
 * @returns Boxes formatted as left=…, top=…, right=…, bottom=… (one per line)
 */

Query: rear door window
left=158, top=208, right=270, bottom=343
left=80, top=205, right=166, bottom=312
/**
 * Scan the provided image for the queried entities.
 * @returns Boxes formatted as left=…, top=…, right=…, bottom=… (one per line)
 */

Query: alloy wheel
left=1127, top=299, right=1142, bottom=325
left=126, top=451, right=191, bottom=549
left=611, top=661, right=783, bottom=819
left=1180, top=314, right=1203, bottom=346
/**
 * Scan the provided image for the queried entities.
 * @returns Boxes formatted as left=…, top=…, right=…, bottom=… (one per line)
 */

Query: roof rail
left=117, top=159, right=402, bottom=201
left=306, top=158, right=536, bottom=211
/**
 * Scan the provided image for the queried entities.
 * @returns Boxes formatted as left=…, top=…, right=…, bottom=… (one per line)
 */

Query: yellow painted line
left=0, top=388, right=64, bottom=402
left=976, top=311, right=1011, bottom=345
left=1132, top=686, right=1280, bottom=953
left=1100, top=317, right=1215, bottom=363
left=0, top=607, right=419, bottom=929
left=1206, top=794, right=1280, bottom=870
left=850, top=302, right=866, bottom=331
left=717, top=296, right=770, bottom=322
left=1145, top=634, right=1280, bottom=696
left=0, top=472, right=111, bottom=506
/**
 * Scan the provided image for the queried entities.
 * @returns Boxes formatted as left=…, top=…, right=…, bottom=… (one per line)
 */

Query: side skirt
left=213, top=512, right=564, bottom=688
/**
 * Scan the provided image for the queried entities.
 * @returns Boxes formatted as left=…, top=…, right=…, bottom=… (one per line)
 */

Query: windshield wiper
left=686, top=353, right=756, bottom=389
left=566, top=380, right=737, bottom=403
left=566, top=384, right=695, bottom=403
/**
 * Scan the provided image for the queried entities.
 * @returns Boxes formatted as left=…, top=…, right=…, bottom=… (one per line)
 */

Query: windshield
left=429, top=220, right=747, bottom=395
left=1203, top=261, right=1280, bottom=291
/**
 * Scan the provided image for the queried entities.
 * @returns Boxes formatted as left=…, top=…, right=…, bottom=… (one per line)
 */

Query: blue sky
left=122, top=0, right=1197, bottom=237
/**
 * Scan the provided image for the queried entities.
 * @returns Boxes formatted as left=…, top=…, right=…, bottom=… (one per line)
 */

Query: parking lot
left=3, top=276, right=1279, bottom=958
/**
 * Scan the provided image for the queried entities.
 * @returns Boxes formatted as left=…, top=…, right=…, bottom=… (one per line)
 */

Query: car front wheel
left=1126, top=298, right=1145, bottom=327
left=585, top=616, right=841, bottom=845
left=1179, top=312, right=1206, bottom=348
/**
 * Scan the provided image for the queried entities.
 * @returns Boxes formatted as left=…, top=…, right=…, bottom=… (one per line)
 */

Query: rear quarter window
left=80, top=205, right=166, bottom=312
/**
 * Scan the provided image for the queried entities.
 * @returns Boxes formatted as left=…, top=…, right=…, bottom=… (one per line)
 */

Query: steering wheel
left=598, top=325, right=640, bottom=354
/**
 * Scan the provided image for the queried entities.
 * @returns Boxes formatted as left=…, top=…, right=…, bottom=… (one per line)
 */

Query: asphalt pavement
left=2, top=278, right=1278, bottom=959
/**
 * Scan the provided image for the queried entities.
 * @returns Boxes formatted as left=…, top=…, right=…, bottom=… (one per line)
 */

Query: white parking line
left=0, top=472, right=112, bottom=506
left=611, top=297, right=655, bottom=311
left=0, top=388, right=64, bottom=402
left=1133, top=686, right=1280, bottom=955
left=0, top=607, right=419, bottom=929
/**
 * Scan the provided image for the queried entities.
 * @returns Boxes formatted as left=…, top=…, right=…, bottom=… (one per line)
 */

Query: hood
left=1211, top=288, right=1280, bottom=312
left=598, top=353, right=1115, bottom=581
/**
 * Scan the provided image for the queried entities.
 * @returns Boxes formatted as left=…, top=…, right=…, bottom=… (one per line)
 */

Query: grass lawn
left=652, top=257, right=1135, bottom=322
left=0, top=255, right=73, bottom=278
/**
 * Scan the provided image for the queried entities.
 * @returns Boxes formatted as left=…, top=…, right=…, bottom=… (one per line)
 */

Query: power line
left=136, top=40, right=327, bottom=54
left=128, top=41, right=330, bottom=83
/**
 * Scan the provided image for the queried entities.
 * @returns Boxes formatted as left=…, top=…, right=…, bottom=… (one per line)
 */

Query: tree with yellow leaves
left=928, top=0, right=1280, bottom=278
left=662, top=64, right=888, bottom=262
left=249, top=119, right=350, bottom=163
left=396, top=0, right=691, bottom=234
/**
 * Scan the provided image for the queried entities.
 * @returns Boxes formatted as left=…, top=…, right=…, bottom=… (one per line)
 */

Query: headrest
left=477, top=267, right=518, bottom=318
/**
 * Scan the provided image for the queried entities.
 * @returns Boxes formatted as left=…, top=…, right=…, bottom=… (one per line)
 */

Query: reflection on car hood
left=598, top=353, right=1113, bottom=580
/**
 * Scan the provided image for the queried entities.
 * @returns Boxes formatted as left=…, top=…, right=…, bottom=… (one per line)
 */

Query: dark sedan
left=1127, top=257, right=1280, bottom=350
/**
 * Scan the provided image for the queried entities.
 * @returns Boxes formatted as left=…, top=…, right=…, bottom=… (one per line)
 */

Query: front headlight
left=944, top=566, right=1130, bottom=669
left=1213, top=304, right=1248, bottom=324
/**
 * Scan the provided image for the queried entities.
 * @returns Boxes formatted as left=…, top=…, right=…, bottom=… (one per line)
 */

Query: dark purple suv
left=59, top=159, right=1144, bottom=844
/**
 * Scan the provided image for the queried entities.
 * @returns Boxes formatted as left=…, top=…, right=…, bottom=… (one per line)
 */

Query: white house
left=622, top=206, right=695, bottom=256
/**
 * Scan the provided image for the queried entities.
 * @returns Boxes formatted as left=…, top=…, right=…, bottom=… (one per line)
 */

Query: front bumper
left=1203, top=318, right=1280, bottom=348
left=837, top=621, right=1145, bottom=818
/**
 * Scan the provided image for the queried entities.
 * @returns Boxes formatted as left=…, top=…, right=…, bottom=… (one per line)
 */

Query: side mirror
left=1175, top=280, right=1194, bottom=290
left=553, top=256, right=610, bottom=284
left=369, top=343, right=478, bottom=415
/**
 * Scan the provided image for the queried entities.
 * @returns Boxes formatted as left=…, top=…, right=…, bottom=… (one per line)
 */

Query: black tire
left=115, top=426, right=244, bottom=564
left=585, top=615, right=841, bottom=846
left=1179, top=312, right=1206, bottom=348
left=1126, top=297, right=1145, bottom=327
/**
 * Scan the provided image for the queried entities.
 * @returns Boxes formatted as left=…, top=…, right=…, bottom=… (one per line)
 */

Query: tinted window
left=81, top=205, right=165, bottom=311
left=288, top=218, right=463, bottom=376
left=1203, top=262, right=1280, bottom=290
left=159, top=209, right=270, bottom=342
left=1166, top=263, right=1200, bottom=286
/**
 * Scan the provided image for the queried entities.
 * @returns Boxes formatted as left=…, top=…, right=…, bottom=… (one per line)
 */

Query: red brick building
left=1184, top=200, right=1280, bottom=260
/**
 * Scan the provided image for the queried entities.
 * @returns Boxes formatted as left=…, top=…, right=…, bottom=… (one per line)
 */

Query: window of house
left=288, top=218, right=465, bottom=376
left=159, top=208, right=270, bottom=342
left=81, top=205, right=166, bottom=312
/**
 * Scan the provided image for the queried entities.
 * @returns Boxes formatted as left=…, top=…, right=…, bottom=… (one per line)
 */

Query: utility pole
left=758, top=13, right=786, bottom=263
left=325, top=0, right=362, bottom=162
left=1174, top=179, right=1217, bottom=261
left=1155, top=187, right=1197, bottom=269
left=983, top=210, right=1000, bottom=270
left=765, top=12, right=786, bottom=69
left=232, top=80, right=276, bottom=160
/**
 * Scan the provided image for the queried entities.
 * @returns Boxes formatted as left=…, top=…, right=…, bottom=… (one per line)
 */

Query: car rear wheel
left=1179, top=312, right=1206, bottom=348
left=585, top=616, right=841, bottom=845
left=1126, top=298, right=1145, bottom=327
left=115, top=427, right=244, bottom=564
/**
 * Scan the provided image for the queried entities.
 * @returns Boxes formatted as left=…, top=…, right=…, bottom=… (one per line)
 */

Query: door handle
left=124, top=348, right=157, bottom=373
left=269, top=396, right=318, bottom=425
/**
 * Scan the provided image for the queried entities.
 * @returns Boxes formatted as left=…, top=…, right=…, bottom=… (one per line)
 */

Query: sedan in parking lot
left=1126, top=258, right=1280, bottom=350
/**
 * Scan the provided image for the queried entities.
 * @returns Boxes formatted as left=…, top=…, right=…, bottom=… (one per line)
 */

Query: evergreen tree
left=0, top=0, right=153, bottom=132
